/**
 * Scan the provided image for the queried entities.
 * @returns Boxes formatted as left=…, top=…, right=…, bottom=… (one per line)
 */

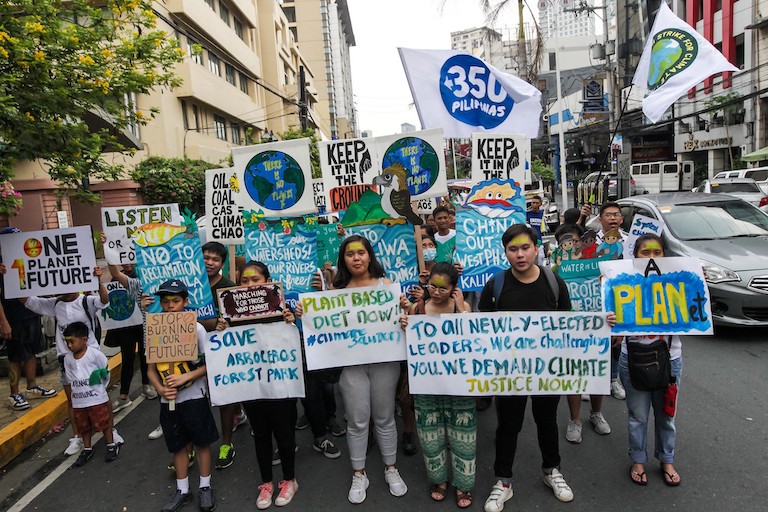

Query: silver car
left=694, top=178, right=768, bottom=212
left=614, top=193, right=768, bottom=326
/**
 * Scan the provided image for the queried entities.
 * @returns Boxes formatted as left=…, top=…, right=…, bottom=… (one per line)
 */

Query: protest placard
left=233, top=139, right=315, bottom=217
left=319, top=137, right=380, bottom=212
left=205, top=168, right=244, bottom=245
left=471, top=134, right=529, bottom=185
left=101, top=204, right=181, bottom=264
left=0, top=226, right=97, bottom=299
left=454, top=209, right=520, bottom=291
left=556, top=259, right=603, bottom=312
left=622, top=214, right=663, bottom=259
left=99, top=281, right=143, bottom=330
left=311, top=178, right=327, bottom=215
left=134, top=227, right=216, bottom=319
left=600, top=256, right=713, bottom=335
left=405, top=311, right=611, bottom=396
left=145, top=312, right=198, bottom=364
left=217, top=282, right=284, bottom=322
left=315, top=223, right=342, bottom=268
left=375, top=129, right=448, bottom=201
left=205, top=322, right=305, bottom=406
left=347, top=224, right=418, bottom=293
left=415, top=197, right=436, bottom=214
left=300, top=283, right=405, bottom=370
left=243, top=215, right=316, bottom=309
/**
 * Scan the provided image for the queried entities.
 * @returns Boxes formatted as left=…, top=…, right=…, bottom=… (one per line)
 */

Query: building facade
left=538, top=0, right=596, bottom=38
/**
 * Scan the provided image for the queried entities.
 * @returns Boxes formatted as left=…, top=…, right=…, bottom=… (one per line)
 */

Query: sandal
left=430, top=483, right=448, bottom=502
left=456, top=490, right=472, bottom=509
left=661, top=466, right=681, bottom=487
left=630, top=466, right=648, bottom=486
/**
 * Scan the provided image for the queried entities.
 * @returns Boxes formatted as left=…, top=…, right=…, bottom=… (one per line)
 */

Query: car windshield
left=661, top=200, right=768, bottom=240
left=710, top=182, right=761, bottom=193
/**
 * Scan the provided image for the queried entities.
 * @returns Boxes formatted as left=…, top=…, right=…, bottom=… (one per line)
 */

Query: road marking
left=8, top=396, right=146, bottom=512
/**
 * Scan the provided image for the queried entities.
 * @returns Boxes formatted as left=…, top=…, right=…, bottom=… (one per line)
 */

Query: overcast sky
left=346, top=0, right=524, bottom=137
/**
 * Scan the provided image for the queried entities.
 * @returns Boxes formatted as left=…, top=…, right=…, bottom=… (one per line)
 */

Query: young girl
left=299, top=235, right=408, bottom=504
left=400, top=262, right=475, bottom=508
left=217, top=260, right=300, bottom=509
left=616, top=234, right=683, bottom=487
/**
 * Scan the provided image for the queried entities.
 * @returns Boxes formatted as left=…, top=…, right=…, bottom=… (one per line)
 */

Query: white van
left=713, top=166, right=768, bottom=194
left=630, top=161, right=694, bottom=194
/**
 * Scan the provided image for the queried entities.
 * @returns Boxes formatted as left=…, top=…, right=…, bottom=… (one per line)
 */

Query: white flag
left=632, top=2, right=738, bottom=123
left=399, top=48, right=542, bottom=138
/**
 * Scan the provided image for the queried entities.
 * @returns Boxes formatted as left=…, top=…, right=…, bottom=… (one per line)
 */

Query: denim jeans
left=618, top=352, right=682, bottom=464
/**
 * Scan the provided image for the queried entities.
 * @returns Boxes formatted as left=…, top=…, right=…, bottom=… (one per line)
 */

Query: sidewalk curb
left=0, top=353, right=123, bottom=471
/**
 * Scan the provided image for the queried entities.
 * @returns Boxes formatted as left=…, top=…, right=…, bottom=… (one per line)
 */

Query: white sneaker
left=543, top=469, right=573, bottom=502
left=112, top=428, right=124, bottom=446
left=348, top=472, right=370, bottom=504
left=589, top=411, right=611, bottom=435
left=611, top=379, right=626, bottom=400
left=484, top=480, right=513, bottom=512
left=565, top=420, right=582, bottom=443
left=274, top=479, right=298, bottom=507
left=112, top=397, right=132, bottom=413
left=142, top=384, right=158, bottom=399
left=384, top=466, right=407, bottom=497
left=64, top=436, right=83, bottom=456
left=148, top=425, right=163, bottom=440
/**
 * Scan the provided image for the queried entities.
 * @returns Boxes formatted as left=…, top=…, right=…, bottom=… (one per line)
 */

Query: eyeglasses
left=427, top=283, right=452, bottom=294
left=602, top=212, right=623, bottom=219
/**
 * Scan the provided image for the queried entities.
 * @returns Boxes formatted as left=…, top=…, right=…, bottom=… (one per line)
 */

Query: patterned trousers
left=414, top=395, right=477, bottom=492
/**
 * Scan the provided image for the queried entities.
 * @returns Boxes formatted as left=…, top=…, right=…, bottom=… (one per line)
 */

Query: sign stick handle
left=169, top=363, right=176, bottom=411
left=228, top=245, right=236, bottom=283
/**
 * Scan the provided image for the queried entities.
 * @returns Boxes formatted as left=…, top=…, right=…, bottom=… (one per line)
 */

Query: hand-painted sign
left=315, top=223, right=342, bottom=268
left=405, top=311, right=611, bottom=396
left=600, top=256, right=713, bottom=335
left=217, top=283, right=284, bottom=322
left=233, top=139, right=315, bottom=217
left=300, top=283, right=405, bottom=370
left=205, top=168, right=244, bottom=245
left=415, top=197, right=437, bottom=214
left=243, top=214, right=317, bottom=310
left=319, top=137, right=379, bottom=212
left=100, top=281, right=143, bottom=330
left=311, top=178, right=327, bottom=214
left=471, top=134, right=529, bottom=185
left=376, top=128, right=448, bottom=201
left=101, top=204, right=181, bottom=264
left=556, top=259, right=604, bottom=312
left=622, top=214, right=663, bottom=259
left=0, top=226, right=97, bottom=299
left=134, top=227, right=216, bottom=319
left=347, top=224, right=419, bottom=293
left=206, top=322, right=305, bottom=406
left=145, top=312, right=198, bottom=363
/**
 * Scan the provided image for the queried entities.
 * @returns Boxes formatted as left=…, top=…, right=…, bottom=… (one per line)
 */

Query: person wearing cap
left=0, top=227, right=56, bottom=411
left=145, top=279, right=218, bottom=512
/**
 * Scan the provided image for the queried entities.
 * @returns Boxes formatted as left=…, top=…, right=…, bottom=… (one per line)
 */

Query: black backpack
left=490, top=265, right=560, bottom=309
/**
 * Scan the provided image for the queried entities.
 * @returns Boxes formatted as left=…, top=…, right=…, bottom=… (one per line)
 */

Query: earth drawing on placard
left=243, top=150, right=305, bottom=211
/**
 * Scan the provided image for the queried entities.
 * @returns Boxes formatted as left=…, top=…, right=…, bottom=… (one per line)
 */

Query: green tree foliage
left=531, top=157, right=555, bottom=181
left=0, top=0, right=185, bottom=200
left=279, top=127, right=321, bottom=178
left=129, top=156, right=216, bottom=215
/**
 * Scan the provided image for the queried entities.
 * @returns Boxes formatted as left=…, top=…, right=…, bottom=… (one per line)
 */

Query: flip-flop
left=631, top=467, right=648, bottom=486
left=456, top=490, right=473, bottom=509
left=662, top=469, right=681, bottom=486
left=430, top=484, right=448, bottom=502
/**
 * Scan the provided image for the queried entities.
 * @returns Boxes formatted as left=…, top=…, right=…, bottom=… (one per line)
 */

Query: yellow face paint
left=511, top=235, right=531, bottom=246
left=642, top=241, right=662, bottom=250
left=431, top=276, right=448, bottom=287
left=241, top=269, right=258, bottom=277
left=347, top=242, right=365, bottom=252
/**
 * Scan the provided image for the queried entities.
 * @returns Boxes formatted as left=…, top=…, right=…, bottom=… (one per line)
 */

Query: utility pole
left=298, top=66, right=308, bottom=131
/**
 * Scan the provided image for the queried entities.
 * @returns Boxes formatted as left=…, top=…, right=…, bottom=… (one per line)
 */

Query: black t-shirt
left=210, top=276, right=236, bottom=316
left=478, top=268, right=571, bottom=313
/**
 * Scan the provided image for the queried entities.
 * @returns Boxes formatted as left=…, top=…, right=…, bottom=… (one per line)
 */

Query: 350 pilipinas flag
left=399, top=48, right=542, bottom=138
left=632, top=2, right=738, bottom=123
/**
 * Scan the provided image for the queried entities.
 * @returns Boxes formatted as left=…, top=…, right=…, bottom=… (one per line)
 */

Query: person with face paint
left=296, top=235, right=409, bottom=504
left=610, top=234, right=683, bottom=487
left=400, top=263, right=475, bottom=508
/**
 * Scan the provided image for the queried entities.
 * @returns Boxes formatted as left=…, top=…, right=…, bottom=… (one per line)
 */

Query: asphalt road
left=1, top=325, right=766, bottom=512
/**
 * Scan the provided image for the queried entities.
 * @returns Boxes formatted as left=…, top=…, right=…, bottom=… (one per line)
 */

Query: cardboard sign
left=471, top=134, right=530, bottom=185
left=206, top=322, right=305, bottom=406
left=217, top=282, right=284, bottom=322
left=623, top=214, right=663, bottom=259
left=406, top=312, right=612, bottom=396
left=600, top=256, right=713, bottom=335
left=134, top=227, right=217, bottom=319
left=99, top=281, right=143, bottom=330
left=233, top=139, right=315, bottom=217
left=347, top=224, right=419, bottom=293
left=319, top=137, right=380, bottom=212
left=145, top=312, right=198, bottom=363
left=0, top=226, right=97, bottom=299
left=101, top=204, right=181, bottom=264
left=300, top=283, right=405, bottom=370
left=205, top=167, right=244, bottom=244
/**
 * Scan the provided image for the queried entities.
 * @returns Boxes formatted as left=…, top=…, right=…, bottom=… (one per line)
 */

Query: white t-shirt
left=65, top=347, right=109, bottom=408
left=434, top=229, right=456, bottom=244
left=158, top=323, right=209, bottom=405
left=25, top=295, right=109, bottom=357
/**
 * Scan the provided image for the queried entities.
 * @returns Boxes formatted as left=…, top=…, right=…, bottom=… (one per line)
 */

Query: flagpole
left=552, top=1, right=569, bottom=211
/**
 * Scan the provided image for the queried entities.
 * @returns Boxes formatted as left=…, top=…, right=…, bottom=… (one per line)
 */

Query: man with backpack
left=478, top=224, right=574, bottom=511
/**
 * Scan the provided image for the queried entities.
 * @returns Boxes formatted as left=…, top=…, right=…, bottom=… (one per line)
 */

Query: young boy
left=63, top=322, right=118, bottom=465
left=146, top=279, right=218, bottom=512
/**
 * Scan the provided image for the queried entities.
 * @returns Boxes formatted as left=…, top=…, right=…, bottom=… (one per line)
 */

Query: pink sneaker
left=256, top=482, right=273, bottom=510
left=275, top=479, right=298, bottom=507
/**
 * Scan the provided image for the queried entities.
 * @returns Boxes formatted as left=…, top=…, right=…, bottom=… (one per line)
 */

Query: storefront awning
left=742, top=146, right=768, bottom=162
